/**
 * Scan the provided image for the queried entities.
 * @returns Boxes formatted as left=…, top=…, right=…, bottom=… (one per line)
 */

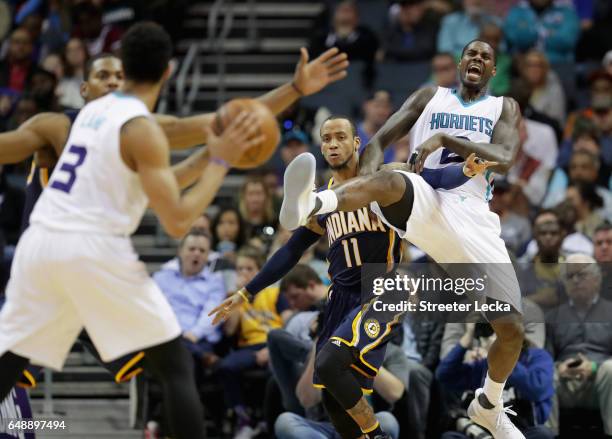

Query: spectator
left=554, top=199, right=595, bottom=256
left=238, top=175, right=278, bottom=245
left=0, top=27, right=43, bottom=93
left=211, top=206, right=246, bottom=266
left=71, top=2, right=123, bottom=56
left=279, top=264, right=328, bottom=313
left=220, top=246, right=291, bottom=438
left=41, top=53, right=64, bottom=82
left=478, top=22, right=510, bottom=96
left=520, top=50, right=566, bottom=126
left=506, top=116, right=558, bottom=209
left=309, top=0, right=379, bottom=86
left=489, top=179, right=532, bottom=256
left=357, top=90, right=398, bottom=163
left=5, top=92, right=40, bottom=131
left=544, top=149, right=612, bottom=217
left=437, top=322, right=555, bottom=439
left=191, top=212, right=211, bottom=235
left=566, top=182, right=606, bottom=240
left=593, top=222, right=611, bottom=300
left=380, top=0, right=438, bottom=62
left=396, top=313, right=443, bottom=439
left=519, top=210, right=566, bottom=311
left=274, top=342, right=404, bottom=439
left=278, top=130, right=311, bottom=178
left=430, top=52, right=459, bottom=88
left=591, top=94, right=612, bottom=173
left=29, top=68, right=58, bottom=112
left=153, top=228, right=226, bottom=369
left=546, top=254, right=612, bottom=437
left=562, top=70, right=612, bottom=145
left=58, top=38, right=89, bottom=109
left=437, top=0, right=498, bottom=57
left=509, top=78, right=562, bottom=143
left=504, top=0, right=580, bottom=63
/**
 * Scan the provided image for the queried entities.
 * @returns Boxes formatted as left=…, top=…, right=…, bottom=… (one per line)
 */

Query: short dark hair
left=461, top=39, right=496, bottom=65
left=179, top=227, right=211, bottom=249
left=84, top=52, right=117, bottom=80
left=280, top=264, right=323, bottom=292
left=120, top=21, right=172, bottom=83
left=595, top=221, right=611, bottom=235
left=320, top=115, right=357, bottom=137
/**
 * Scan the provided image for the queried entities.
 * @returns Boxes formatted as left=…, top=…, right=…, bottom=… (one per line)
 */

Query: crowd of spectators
left=1, top=0, right=612, bottom=438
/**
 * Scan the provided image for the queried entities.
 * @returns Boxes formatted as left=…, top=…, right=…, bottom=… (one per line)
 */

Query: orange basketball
left=214, top=98, right=281, bottom=169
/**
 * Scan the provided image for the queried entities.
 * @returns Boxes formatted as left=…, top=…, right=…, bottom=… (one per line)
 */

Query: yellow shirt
left=238, top=286, right=284, bottom=347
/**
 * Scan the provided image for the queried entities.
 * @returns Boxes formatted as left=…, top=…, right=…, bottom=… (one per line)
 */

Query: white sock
left=482, top=373, right=505, bottom=406
left=315, top=190, right=338, bottom=215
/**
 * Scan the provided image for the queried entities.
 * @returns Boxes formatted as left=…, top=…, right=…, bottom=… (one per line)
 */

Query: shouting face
left=459, top=41, right=496, bottom=90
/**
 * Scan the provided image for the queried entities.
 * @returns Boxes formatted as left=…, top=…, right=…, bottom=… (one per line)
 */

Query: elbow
left=164, top=218, right=191, bottom=239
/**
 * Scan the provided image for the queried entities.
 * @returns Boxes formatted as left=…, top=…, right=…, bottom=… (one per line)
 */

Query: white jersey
left=31, top=92, right=150, bottom=236
left=409, top=87, right=504, bottom=201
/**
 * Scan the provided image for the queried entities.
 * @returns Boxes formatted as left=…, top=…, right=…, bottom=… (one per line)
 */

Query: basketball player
left=0, top=22, right=264, bottom=439
left=0, top=44, right=349, bottom=387
left=210, top=116, right=495, bottom=438
left=280, top=40, right=526, bottom=439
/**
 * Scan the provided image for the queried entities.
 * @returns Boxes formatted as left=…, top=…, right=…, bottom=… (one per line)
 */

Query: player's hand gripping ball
left=214, top=98, right=281, bottom=169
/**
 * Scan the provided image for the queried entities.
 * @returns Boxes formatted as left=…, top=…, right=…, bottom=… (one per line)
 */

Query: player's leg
left=0, top=352, right=29, bottom=400
left=143, top=337, right=205, bottom=439
left=280, top=153, right=412, bottom=230
left=321, top=389, right=363, bottom=439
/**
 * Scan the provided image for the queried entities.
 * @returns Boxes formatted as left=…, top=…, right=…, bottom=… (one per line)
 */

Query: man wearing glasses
left=546, top=253, right=612, bottom=436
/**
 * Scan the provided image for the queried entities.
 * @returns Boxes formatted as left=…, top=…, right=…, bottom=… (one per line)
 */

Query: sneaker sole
left=280, top=152, right=316, bottom=230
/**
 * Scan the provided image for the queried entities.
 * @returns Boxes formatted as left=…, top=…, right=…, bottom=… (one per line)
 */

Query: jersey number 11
left=341, top=238, right=362, bottom=268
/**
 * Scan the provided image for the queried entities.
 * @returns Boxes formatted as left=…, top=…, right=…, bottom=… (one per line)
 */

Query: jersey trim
left=451, top=88, right=490, bottom=108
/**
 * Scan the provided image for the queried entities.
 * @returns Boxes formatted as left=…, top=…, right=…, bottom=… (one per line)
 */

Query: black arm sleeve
left=245, top=226, right=322, bottom=296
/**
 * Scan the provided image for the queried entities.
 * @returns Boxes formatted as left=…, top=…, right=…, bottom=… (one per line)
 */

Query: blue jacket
left=503, top=2, right=580, bottom=63
left=436, top=344, right=554, bottom=425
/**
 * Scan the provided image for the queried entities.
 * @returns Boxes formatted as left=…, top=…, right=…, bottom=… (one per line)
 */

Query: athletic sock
left=482, top=372, right=505, bottom=407
left=313, top=190, right=338, bottom=215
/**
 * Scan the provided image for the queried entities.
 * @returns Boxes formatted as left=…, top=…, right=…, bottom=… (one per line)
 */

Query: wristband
left=210, top=157, right=230, bottom=169
left=237, top=288, right=253, bottom=303
left=291, top=81, right=304, bottom=96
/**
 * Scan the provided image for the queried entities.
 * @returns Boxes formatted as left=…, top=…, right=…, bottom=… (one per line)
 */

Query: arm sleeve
left=245, top=226, right=322, bottom=295
left=421, top=163, right=470, bottom=190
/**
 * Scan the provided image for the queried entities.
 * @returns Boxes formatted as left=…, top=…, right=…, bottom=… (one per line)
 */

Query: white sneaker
left=279, top=152, right=317, bottom=230
left=467, top=388, right=525, bottom=439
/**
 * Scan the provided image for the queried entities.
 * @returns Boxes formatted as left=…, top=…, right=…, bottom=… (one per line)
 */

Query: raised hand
left=463, top=152, right=499, bottom=177
left=292, top=47, right=349, bottom=96
left=205, top=111, right=265, bottom=167
left=208, top=291, right=246, bottom=325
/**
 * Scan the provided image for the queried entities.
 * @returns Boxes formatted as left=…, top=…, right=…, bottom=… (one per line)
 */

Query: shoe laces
left=496, top=404, right=518, bottom=431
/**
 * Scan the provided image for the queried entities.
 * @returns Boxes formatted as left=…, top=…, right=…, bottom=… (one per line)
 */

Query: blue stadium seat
left=302, top=61, right=367, bottom=117
left=374, top=61, right=432, bottom=108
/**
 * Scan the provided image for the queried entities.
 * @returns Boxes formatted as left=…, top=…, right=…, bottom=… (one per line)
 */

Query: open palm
left=292, top=47, right=349, bottom=96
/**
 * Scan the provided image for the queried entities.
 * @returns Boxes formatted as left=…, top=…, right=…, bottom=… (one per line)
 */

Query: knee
left=492, top=317, right=525, bottom=346
left=374, top=171, right=406, bottom=205
left=274, top=412, right=301, bottom=439
left=375, top=411, right=400, bottom=439
left=314, top=342, right=351, bottom=383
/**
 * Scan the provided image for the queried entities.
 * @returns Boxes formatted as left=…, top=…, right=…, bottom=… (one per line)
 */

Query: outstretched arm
left=411, top=97, right=521, bottom=175
left=0, top=113, right=70, bottom=164
left=209, top=219, right=324, bottom=324
left=156, top=47, right=349, bottom=150
left=359, top=86, right=437, bottom=175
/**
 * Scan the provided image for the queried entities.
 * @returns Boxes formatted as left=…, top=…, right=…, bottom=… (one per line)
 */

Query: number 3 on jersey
left=342, top=237, right=362, bottom=268
left=50, top=145, right=87, bottom=193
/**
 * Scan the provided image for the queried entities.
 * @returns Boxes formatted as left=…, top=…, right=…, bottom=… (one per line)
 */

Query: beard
left=329, top=155, right=353, bottom=170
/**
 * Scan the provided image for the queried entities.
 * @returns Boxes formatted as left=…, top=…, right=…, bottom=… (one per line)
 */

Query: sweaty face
left=178, top=235, right=210, bottom=277
left=82, top=57, right=124, bottom=102
left=459, top=41, right=496, bottom=90
left=320, top=119, right=359, bottom=170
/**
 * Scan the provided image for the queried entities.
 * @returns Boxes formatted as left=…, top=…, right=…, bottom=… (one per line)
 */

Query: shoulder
left=500, top=96, right=521, bottom=120
left=20, top=112, right=71, bottom=132
left=401, top=86, right=438, bottom=112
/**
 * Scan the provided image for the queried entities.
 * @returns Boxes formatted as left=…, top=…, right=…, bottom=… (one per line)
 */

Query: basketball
left=214, top=98, right=281, bottom=169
